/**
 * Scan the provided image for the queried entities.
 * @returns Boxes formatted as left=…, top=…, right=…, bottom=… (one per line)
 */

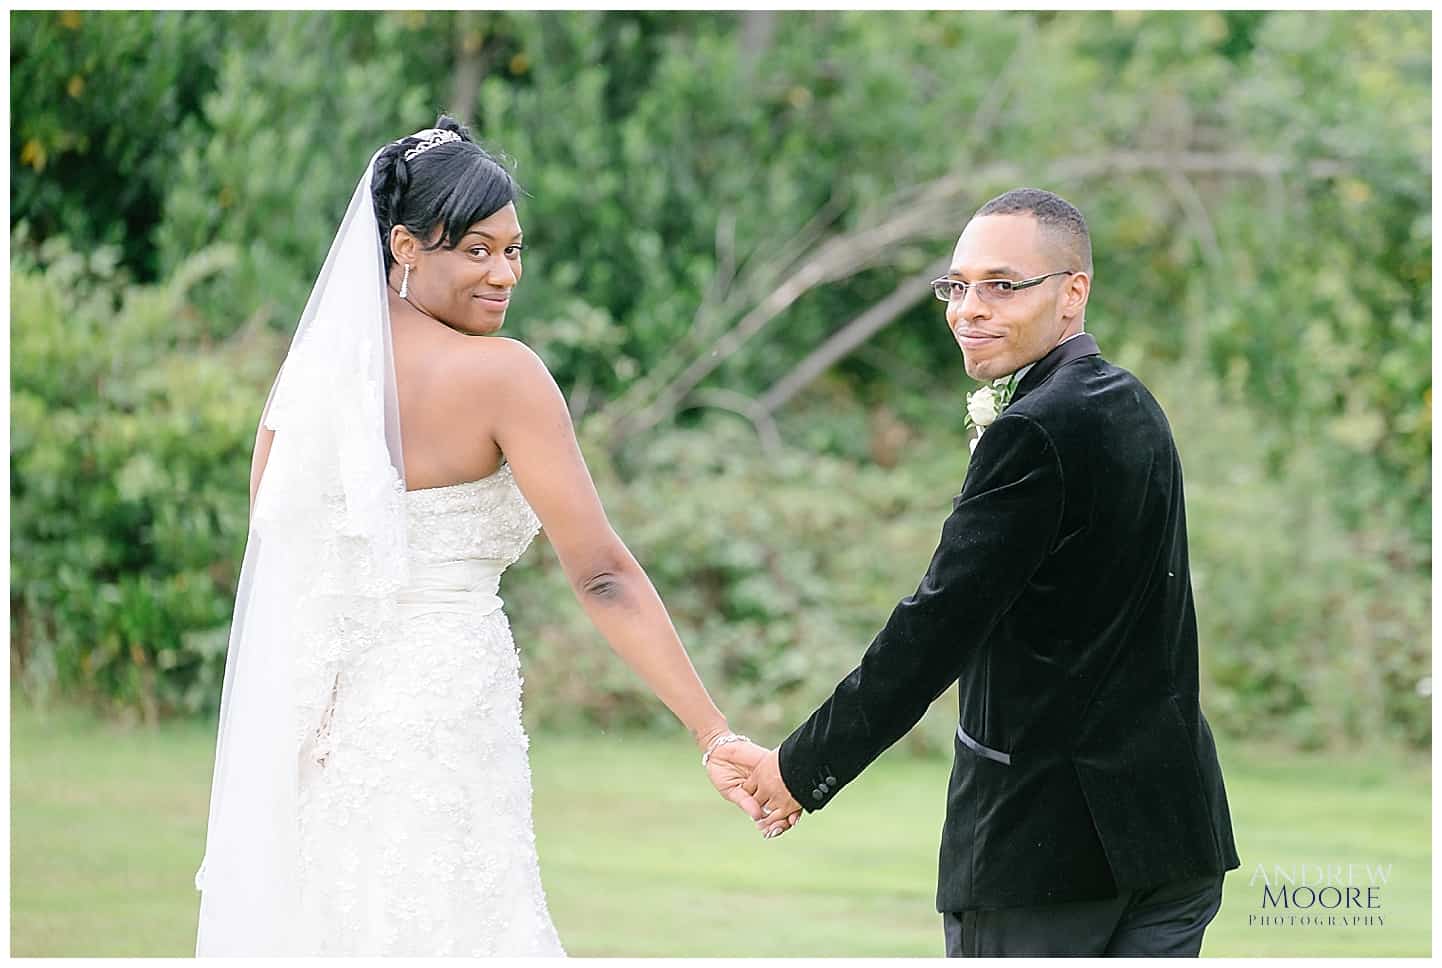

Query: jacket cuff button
left=812, top=790, right=824, bottom=801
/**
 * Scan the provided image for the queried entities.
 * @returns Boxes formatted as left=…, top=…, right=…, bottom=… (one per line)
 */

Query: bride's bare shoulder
left=458, top=335, right=561, bottom=403
left=463, top=335, right=547, bottom=377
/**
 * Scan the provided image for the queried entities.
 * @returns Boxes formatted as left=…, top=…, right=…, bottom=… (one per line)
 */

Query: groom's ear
left=1062, top=270, right=1090, bottom=321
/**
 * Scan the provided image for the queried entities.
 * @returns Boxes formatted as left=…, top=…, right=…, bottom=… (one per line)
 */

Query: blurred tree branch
left=738, top=11, right=776, bottom=80
left=688, top=388, right=782, bottom=453
left=595, top=189, right=847, bottom=437
left=758, top=257, right=951, bottom=415
left=449, top=11, right=488, bottom=127
left=603, top=146, right=1350, bottom=448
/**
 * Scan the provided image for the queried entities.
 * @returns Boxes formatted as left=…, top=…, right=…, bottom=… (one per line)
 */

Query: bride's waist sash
left=393, top=558, right=506, bottom=619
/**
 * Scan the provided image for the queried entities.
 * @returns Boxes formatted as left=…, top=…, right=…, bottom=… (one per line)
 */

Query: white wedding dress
left=292, top=463, right=566, bottom=956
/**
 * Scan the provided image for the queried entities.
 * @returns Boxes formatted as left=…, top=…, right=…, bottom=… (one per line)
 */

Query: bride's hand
left=704, top=739, right=768, bottom=822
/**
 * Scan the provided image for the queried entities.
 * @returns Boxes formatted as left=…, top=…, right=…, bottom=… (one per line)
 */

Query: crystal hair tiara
left=403, top=129, right=462, bottom=162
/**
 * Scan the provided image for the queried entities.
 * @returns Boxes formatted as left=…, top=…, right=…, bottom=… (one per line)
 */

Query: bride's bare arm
left=485, top=338, right=733, bottom=754
left=249, top=363, right=288, bottom=512
left=250, top=423, right=276, bottom=513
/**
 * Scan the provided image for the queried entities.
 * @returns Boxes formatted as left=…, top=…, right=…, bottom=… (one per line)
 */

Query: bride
left=194, top=117, right=787, bottom=956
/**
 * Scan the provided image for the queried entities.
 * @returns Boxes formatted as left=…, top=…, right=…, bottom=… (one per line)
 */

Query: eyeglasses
left=930, top=270, right=1076, bottom=304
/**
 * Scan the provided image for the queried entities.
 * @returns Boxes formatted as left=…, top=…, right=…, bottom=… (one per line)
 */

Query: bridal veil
left=194, top=142, right=414, bottom=954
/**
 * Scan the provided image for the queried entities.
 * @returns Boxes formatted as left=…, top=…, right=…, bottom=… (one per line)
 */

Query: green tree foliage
left=9, top=11, right=1430, bottom=746
left=9, top=11, right=240, bottom=279
left=154, top=11, right=432, bottom=336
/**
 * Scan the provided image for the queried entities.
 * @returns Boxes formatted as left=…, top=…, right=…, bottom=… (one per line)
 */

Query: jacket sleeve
left=778, top=412, right=1064, bottom=811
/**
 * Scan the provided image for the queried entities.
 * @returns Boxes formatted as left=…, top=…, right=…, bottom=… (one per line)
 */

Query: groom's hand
left=705, top=740, right=768, bottom=822
left=742, top=749, right=803, bottom=839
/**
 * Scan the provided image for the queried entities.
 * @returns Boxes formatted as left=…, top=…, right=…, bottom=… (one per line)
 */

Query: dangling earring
left=399, top=263, right=411, bottom=299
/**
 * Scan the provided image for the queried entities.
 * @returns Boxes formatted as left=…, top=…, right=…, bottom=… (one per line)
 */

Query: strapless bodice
left=396, top=463, right=541, bottom=618
left=403, top=463, right=541, bottom=565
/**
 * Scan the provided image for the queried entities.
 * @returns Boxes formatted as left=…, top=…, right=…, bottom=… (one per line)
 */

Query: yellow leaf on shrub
left=20, top=139, right=46, bottom=172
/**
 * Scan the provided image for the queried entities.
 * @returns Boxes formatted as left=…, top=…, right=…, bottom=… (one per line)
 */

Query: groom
left=726, top=189, right=1239, bottom=956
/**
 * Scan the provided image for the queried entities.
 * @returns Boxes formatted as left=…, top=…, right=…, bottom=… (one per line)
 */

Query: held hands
left=704, top=739, right=803, bottom=840
left=741, top=748, right=803, bottom=839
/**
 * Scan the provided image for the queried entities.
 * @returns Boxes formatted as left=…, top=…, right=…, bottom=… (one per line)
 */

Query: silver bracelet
left=701, top=732, right=751, bottom=767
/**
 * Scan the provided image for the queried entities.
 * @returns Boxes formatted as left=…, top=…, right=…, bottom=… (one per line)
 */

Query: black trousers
left=943, top=874, right=1224, bottom=957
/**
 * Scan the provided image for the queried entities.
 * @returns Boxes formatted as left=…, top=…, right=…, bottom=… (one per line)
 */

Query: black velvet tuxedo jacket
left=778, top=334, right=1239, bottom=913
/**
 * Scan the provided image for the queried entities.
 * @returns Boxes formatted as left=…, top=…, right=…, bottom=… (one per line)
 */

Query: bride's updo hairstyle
left=371, top=114, right=520, bottom=273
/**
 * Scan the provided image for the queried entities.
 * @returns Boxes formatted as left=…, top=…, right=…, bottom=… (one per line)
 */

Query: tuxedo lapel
left=1012, top=333, right=1100, bottom=404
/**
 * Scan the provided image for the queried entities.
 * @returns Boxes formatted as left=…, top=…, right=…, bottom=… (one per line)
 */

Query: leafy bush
left=505, top=414, right=970, bottom=752
left=11, top=230, right=283, bottom=721
left=1142, top=351, right=1431, bottom=751
left=502, top=361, right=1430, bottom=752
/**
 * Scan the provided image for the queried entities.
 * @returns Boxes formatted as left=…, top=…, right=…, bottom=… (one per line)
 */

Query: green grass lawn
left=11, top=700, right=1430, bottom=956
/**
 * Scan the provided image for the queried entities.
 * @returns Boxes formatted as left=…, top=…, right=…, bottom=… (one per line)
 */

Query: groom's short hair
left=975, top=188, right=1093, bottom=277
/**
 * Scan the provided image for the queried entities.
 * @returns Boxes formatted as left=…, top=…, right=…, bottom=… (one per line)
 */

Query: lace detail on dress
left=404, top=463, right=541, bottom=565
left=294, top=468, right=564, bottom=956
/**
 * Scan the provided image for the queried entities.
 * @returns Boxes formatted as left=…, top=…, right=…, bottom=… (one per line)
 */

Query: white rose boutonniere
left=965, top=374, right=1020, bottom=454
left=967, top=386, right=999, bottom=428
